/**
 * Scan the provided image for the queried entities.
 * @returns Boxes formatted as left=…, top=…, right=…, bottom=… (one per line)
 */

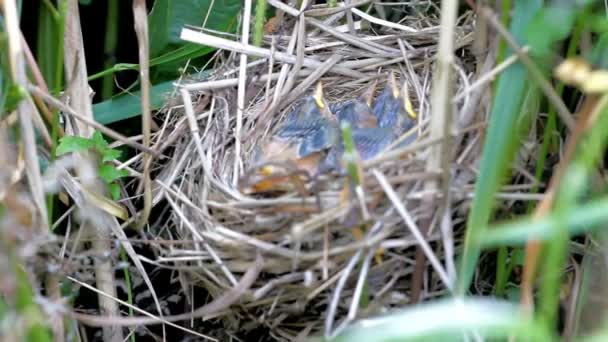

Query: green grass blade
left=328, top=298, right=552, bottom=342
left=92, top=80, right=174, bottom=124
left=458, top=0, right=542, bottom=293
left=480, top=196, right=608, bottom=248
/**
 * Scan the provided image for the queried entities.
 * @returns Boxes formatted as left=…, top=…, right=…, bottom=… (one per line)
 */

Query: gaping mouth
left=238, top=162, right=311, bottom=195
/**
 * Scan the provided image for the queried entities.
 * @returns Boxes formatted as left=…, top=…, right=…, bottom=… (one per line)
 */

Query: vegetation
left=2, top=0, right=608, bottom=341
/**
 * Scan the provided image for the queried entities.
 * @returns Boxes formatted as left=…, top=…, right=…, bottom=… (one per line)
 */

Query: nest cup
left=148, top=7, right=477, bottom=340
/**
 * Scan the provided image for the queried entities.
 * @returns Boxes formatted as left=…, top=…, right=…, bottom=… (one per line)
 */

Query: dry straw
left=128, top=2, right=501, bottom=340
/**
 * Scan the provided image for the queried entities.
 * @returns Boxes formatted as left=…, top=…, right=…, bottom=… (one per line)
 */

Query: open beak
left=387, top=71, right=400, bottom=99
left=313, top=82, right=326, bottom=109
left=400, top=80, right=417, bottom=120
left=361, top=79, right=378, bottom=107
left=313, top=81, right=336, bottom=120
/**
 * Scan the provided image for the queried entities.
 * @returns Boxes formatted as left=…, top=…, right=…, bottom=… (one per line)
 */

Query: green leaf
left=100, top=148, right=122, bottom=163
left=526, top=6, right=577, bottom=59
left=510, top=248, right=526, bottom=266
left=505, top=285, right=521, bottom=303
left=36, top=1, right=61, bottom=90
left=91, top=130, right=109, bottom=149
left=108, top=183, right=121, bottom=201
left=98, top=164, right=128, bottom=184
left=458, top=0, right=542, bottom=293
left=480, top=196, right=608, bottom=247
left=148, top=0, right=241, bottom=57
left=329, top=298, right=551, bottom=342
left=92, top=80, right=174, bottom=124
left=589, top=32, right=608, bottom=69
left=56, top=136, right=96, bottom=156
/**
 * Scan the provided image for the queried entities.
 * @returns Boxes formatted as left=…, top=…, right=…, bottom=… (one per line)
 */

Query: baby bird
left=239, top=83, right=339, bottom=194
left=372, top=71, right=418, bottom=143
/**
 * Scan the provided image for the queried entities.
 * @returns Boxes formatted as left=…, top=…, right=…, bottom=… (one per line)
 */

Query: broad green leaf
left=0, top=50, right=6, bottom=114
left=480, top=196, right=608, bottom=247
left=98, top=164, right=128, bottom=183
left=100, top=148, right=122, bottom=163
left=55, top=136, right=96, bottom=156
left=328, top=298, right=551, bottom=342
left=36, top=1, right=61, bottom=90
left=148, top=0, right=240, bottom=57
left=587, top=14, right=608, bottom=33
left=458, top=0, right=542, bottom=293
left=526, top=6, right=576, bottom=59
left=108, top=183, right=121, bottom=201
left=589, top=32, right=608, bottom=69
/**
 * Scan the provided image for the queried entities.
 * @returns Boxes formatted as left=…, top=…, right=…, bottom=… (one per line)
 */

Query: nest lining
left=145, top=6, right=479, bottom=340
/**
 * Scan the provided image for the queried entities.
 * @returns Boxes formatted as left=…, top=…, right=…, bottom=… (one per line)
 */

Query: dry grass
left=122, top=4, right=486, bottom=340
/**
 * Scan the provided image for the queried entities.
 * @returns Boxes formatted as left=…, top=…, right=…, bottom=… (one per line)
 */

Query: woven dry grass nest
left=145, top=5, right=480, bottom=340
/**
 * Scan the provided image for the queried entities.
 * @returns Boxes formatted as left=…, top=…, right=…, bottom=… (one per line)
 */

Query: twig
left=69, top=253, right=263, bottom=325
left=521, top=95, right=601, bottom=311
left=234, top=0, right=253, bottom=184
left=344, top=0, right=356, bottom=35
left=481, top=6, right=575, bottom=131
left=305, top=0, right=373, bottom=17
left=347, top=249, right=374, bottom=320
left=413, top=0, right=459, bottom=302
left=27, top=85, right=159, bottom=156
left=350, top=7, right=417, bottom=33
left=133, top=0, right=154, bottom=233
left=281, top=54, right=342, bottom=105
left=64, top=1, right=123, bottom=340
left=267, top=0, right=300, bottom=17
left=373, top=169, right=453, bottom=292
left=179, top=69, right=314, bottom=91
left=180, top=28, right=366, bottom=78
left=307, top=17, right=400, bottom=56
left=452, top=47, right=528, bottom=102
left=325, top=250, right=363, bottom=338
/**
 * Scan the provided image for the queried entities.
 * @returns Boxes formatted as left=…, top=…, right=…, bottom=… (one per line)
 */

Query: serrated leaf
left=91, top=130, right=109, bottom=148
left=98, top=164, right=128, bottom=183
left=100, top=148, right=122, bottom=162
left=108, top=183, right=121, bottom=201
left=56, top=136, right=96, bottom=156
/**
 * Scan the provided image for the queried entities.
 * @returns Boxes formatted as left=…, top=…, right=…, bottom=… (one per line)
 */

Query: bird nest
left=146, top=4, right=478, bottom=340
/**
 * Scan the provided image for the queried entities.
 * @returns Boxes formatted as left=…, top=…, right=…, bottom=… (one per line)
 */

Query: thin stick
left=305, top=0, right=373, bottom=17
left=180, top=28, right=366, bottom=79
left=27, top=85, right=159, bottom=156
left=133, top=0, right=153, bottom=232
left=373, top=169, right=453, bottom=292
left=325, top=250, right=363, bottom=337
left=281, top=54, right=342, bottom=105
left=234, top=0, right=253, bottom=184
left=414, top=0, right=459, bottom=302
left=64, top=1, right=124, bottom=340
left=307, top=17, right=399, bottom=56
left=179, top=69, right=314, bottom=91
left=68, top=253, right=262, bottom=326
left=453, top=47, right=527, bottom=102
left=350, top=7, right=418, bottom=32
